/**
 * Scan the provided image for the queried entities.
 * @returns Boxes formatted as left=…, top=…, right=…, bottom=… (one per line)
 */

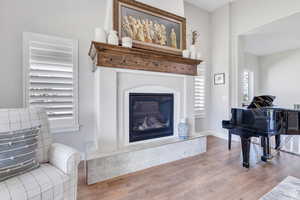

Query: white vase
left=108, top=30, right=119, bottom=45
left=94, top=28, right=107, bottom=43
left=190, top=45, right=197, bottom=59
left=122, top=37, right=132, bottom=48
left=190, top=45, right=198, bottom=53
left=178, top=118, right=189, bottom=139
left=182, top=49, right=190, bottom=58
left=190, top=51, right=196, bottom=59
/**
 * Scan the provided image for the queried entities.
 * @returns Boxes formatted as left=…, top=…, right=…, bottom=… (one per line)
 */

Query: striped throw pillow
left=0, top=126, right=40, bottom=182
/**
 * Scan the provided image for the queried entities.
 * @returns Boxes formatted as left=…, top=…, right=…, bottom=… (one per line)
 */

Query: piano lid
left=247, top=95, right=275, bottom=109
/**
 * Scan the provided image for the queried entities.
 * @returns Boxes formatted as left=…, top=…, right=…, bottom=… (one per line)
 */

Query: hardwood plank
left=78, top=136, right=300, bottom=200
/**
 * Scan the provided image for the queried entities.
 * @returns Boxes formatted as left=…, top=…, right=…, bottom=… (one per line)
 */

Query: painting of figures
left=114, top=0, right=186, bottom=55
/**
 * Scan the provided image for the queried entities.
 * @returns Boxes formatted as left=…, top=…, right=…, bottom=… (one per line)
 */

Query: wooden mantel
left=89, top=41, right=202, bottom=76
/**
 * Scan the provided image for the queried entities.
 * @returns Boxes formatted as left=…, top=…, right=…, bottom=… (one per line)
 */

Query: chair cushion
left=0, top=126, right=41, bottom=182
left=0, top=108, right=52, bottom=163
left=0, top=163, right=70, bottom=200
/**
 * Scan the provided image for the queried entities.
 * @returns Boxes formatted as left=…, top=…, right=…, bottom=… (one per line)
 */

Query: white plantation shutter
left=23, top=32, right=79, bottom=133
left=194, top=63, right=206, bottom=118
left=242, top=71, right=250, bottom=102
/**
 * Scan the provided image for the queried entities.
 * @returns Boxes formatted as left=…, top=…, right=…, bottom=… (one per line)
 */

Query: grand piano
left=222, top=95, right=300, bottom=168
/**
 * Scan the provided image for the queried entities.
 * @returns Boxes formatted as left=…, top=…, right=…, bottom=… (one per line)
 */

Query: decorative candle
left=107, top=30, right=119, bottom=45
left=122, top=37, right=132, bottom=48
left=182, top=49, right=190, bottom=58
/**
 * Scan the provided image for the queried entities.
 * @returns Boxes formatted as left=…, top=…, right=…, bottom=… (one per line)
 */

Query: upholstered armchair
left=0, top=108, right=81, bottom=200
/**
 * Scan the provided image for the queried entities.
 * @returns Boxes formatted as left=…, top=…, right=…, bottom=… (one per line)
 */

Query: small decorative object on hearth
left=182, top=49, right=190, bottom=58
left=108, top=30, right=119, bottom=45
left=122, top=37, right=132, bottom=48
left=95, top=27, right=107, bottom=43
left=178, top=118, right=189, bottom=139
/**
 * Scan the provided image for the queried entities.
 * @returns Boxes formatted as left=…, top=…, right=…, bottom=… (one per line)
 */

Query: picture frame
left=113, top=0, right=186, bottom=55
left=214, top=73, right=225, bottom=85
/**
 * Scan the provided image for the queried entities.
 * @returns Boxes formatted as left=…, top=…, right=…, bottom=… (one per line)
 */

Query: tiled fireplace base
left=86, top=134, right=207, bottom=184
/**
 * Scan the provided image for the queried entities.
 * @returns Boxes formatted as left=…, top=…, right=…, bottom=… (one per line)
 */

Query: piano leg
left=275, top=135, right=281, bottom=150
left=228, top=131, right=232, bottom=150
left=261, top=136, right=272, bottom=162
left=240, top=136, right=251, bottom=168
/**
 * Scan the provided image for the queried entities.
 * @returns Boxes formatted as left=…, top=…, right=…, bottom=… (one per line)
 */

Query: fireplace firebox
left=129, top=93, right=174, bottom=142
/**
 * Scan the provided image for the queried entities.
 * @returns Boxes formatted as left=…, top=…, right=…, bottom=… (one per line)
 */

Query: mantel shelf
left=88, top=41, right=202, bottom=76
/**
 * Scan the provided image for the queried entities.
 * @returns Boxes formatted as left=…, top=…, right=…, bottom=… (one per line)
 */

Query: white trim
left=205, top=130, right=240, bottom=142
left=94, top=66, right=193, bottom=78
left=72, top=36, right=79, bottom=134
left=194, top=114, right=206, bottom=119
left=23, top=32, right=31, bottom=108
left=52, top=124, right=80, bottom=134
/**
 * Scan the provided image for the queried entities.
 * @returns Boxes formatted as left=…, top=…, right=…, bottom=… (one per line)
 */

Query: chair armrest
left=48, top=143, right=81, bottom=175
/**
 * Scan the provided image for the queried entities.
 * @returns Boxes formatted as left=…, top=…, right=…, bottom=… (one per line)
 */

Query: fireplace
left=129, top=93, right=174, bottom=142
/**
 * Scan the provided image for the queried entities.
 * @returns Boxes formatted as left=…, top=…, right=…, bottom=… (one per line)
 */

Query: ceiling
left=185, top=0, right=232, bottom=12
left=243, top=13, right=300, bottom=56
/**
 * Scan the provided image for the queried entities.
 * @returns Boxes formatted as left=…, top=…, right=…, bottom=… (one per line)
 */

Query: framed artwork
left=113, top=0, right=186, bottom=55
left=214, top=73, right=225, bottom=85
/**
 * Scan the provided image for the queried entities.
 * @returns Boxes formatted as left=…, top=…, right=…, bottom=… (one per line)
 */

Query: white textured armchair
left=0, top=108, right=81, bottom=200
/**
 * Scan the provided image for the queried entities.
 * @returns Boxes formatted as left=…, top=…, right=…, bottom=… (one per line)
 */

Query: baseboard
left=204, top=130, right=240, bottom=142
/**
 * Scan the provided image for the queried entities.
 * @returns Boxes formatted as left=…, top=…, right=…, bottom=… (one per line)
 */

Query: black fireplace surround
left=129, top=93, right=174, bottom=142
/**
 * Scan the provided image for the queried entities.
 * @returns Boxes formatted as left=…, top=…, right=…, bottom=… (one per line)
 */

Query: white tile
left=87, top=136, right=207, bottom=184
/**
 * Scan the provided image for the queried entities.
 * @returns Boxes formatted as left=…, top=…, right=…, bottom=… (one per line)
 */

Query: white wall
left=139, top=0, right=185, bottom=17
left=259, top=49, right=300, bottom=107
left=0, top=0, right=212, bottom=153
left=184, top=2, right=211, bottom=132
left=244, top=53, right=260, bottom=98
left=0, top=0, right=110, bottom=152
left=230, top=0, right=300, bottom=108
left=231, top=0, right=300, bottom=36
left=209, top=0, right=300, bottom=139
left=209, top=5, right=230, bottom=137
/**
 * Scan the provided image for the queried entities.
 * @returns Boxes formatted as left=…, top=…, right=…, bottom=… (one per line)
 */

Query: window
left=23, top=32, right=79, bottom=133
left=242, top=70, right=255, bottom=104
left=242, top=71, right=250, bottom=102
left=194, top=63, right=206, bottom=118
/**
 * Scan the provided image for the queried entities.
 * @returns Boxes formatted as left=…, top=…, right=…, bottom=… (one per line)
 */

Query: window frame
left=22, top=32, right=79, bottom=133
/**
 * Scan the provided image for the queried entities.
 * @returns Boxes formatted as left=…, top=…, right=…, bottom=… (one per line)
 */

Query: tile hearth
left=86, top=133, right=207, bottom=184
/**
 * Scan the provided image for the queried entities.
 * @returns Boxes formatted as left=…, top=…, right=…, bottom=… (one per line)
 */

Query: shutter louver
left=194, top=63, right=206, bottom=118
left=24, top=33, right=79, bottom=133
left=29, top=40, right=74, bottom=120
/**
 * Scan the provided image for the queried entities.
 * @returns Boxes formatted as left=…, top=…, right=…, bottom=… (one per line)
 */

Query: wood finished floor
left=78, top=136, right=300, bottom=200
